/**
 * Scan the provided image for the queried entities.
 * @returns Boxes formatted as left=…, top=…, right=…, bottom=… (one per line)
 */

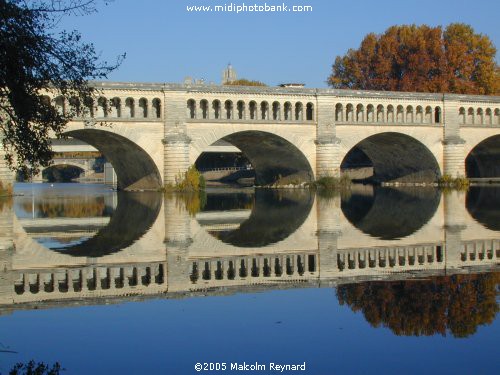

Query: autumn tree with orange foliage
left=336, top=272, right=499, bottom=338
left=328, top=24, right=500, bottom=95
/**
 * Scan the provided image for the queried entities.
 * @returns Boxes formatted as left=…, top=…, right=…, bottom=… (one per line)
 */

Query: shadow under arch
left=466, top=135, right=500, bottom=178
left=64, top=129, right=162, bottom=190
left=341, top=187, right=441, bottom=239
left=199, top=189, right=314, bottom=247
left=46, top=162, right=86, bottom=170
left=51, top=192, right=162, bottom=257
left=466, top=186, right=500, bottom=231
left=341, top=132, right=441, bottom=183
left=203, top=130, right=314, bottom=185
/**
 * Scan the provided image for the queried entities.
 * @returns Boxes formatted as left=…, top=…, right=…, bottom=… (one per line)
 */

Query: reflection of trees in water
left=203, top=192, right=254, bottom=211
left=337, top=272, right=499, bottom=338
left=22, top=197, right=107, bottom=218
left=169, top=191, right=254, bottom=217
left=169, top=192, right=208, bottom=216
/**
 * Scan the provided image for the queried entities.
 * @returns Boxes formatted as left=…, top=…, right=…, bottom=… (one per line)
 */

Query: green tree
left=328, top=23, right=499, bottom=95
left=224, top=79, right=267, bottom=87
left=173, top=165, right=205, bottom=192
left=0, top=0, right=123, bottom=175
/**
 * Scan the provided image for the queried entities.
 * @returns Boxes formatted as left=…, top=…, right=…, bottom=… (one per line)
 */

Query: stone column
left=0, top=137, right=15, bottom=193
left=443, top=139, right=466, bottom=177
left=316, top=96, right=341, bottom=178
left=242, top=102, right=247, bottom=121
left=164, top=195, right=193, bottom=292
left=443, top=191, right=467, bottom=269
left=163, top=131, right=191, bottom=186
left=163, top=91, right=191, bottom=186
left=317, top=195, right=341, bottom=280
left=0, top=196, right=14, bottom=305
left=316, top=135, right=341, bottom=178
left=442, top=95, right=466, bottom=177
left=280, top=101, right=285, bottom=122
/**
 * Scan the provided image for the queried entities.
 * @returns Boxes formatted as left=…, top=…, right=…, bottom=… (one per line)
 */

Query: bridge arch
left=63, top=128, right=163, bottom=190
left=190, top=130, right=315, bottom=185
left=465, top=134, right=500, bottom=178
left=340, top=132, right=441, bottom=183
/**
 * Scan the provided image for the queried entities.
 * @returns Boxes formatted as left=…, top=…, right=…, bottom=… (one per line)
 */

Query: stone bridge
left=32, top=158, right=95, bottom=182
left=2, top=83, right=498, bottom=190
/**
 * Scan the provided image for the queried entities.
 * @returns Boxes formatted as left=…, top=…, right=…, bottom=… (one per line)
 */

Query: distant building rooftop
left=279, top=83, right=305, bottom=88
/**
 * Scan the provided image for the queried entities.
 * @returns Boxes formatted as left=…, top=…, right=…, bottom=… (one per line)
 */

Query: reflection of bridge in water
left=0, top=187, right=499, bottom=313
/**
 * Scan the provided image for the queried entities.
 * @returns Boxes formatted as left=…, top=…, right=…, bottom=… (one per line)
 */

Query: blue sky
left=57, top=0, right=500, bottom=88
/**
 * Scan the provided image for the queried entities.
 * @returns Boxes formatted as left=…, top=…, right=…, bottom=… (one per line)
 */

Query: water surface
left=0, top=183, right=498, bottom=374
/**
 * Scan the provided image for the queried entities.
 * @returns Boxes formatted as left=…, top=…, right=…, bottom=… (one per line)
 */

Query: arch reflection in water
left=197, top=189, right=314, bottom=247
left=466, top=186, right=500, bottom=231
left=54, top=192, right=162, bottom=257
left=17, top=186, right=162, bottom=257
left=341, top=186, right=441, bottom=239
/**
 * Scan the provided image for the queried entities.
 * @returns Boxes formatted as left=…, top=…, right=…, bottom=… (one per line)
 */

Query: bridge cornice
left=185, top=119, right=317, bottom=126
left=443, top=93, right=500, bottom=105
left=89, top=81, right=500, bottom=105
left=334, top=122, right=443, bottom=128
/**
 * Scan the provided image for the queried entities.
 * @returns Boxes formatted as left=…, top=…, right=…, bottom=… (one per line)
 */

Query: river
left=0, top=183, right=498, bottom=374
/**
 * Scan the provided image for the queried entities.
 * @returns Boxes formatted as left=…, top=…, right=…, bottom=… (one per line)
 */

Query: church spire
left=221, top=63, right=237, bottom=84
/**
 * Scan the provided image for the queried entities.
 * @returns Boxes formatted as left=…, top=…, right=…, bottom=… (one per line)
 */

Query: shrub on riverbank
left=165, top=165, right=205, bottom=192
left=312, top=175, right=351, bottom=190
left=438, top=175, right=470, bottom=190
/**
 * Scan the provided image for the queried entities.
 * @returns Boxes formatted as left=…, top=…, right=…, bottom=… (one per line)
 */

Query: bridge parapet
left=6, top=262, right=167, bottom=305
left=1, top=239, right=498, bottom=306
left=186, top=252, right=318, bottom=290
left=48, top=84, right=164, bottom=121
left=337, top=244, right=445, bottom=275
left=49, top=86, right=498, bottom=131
